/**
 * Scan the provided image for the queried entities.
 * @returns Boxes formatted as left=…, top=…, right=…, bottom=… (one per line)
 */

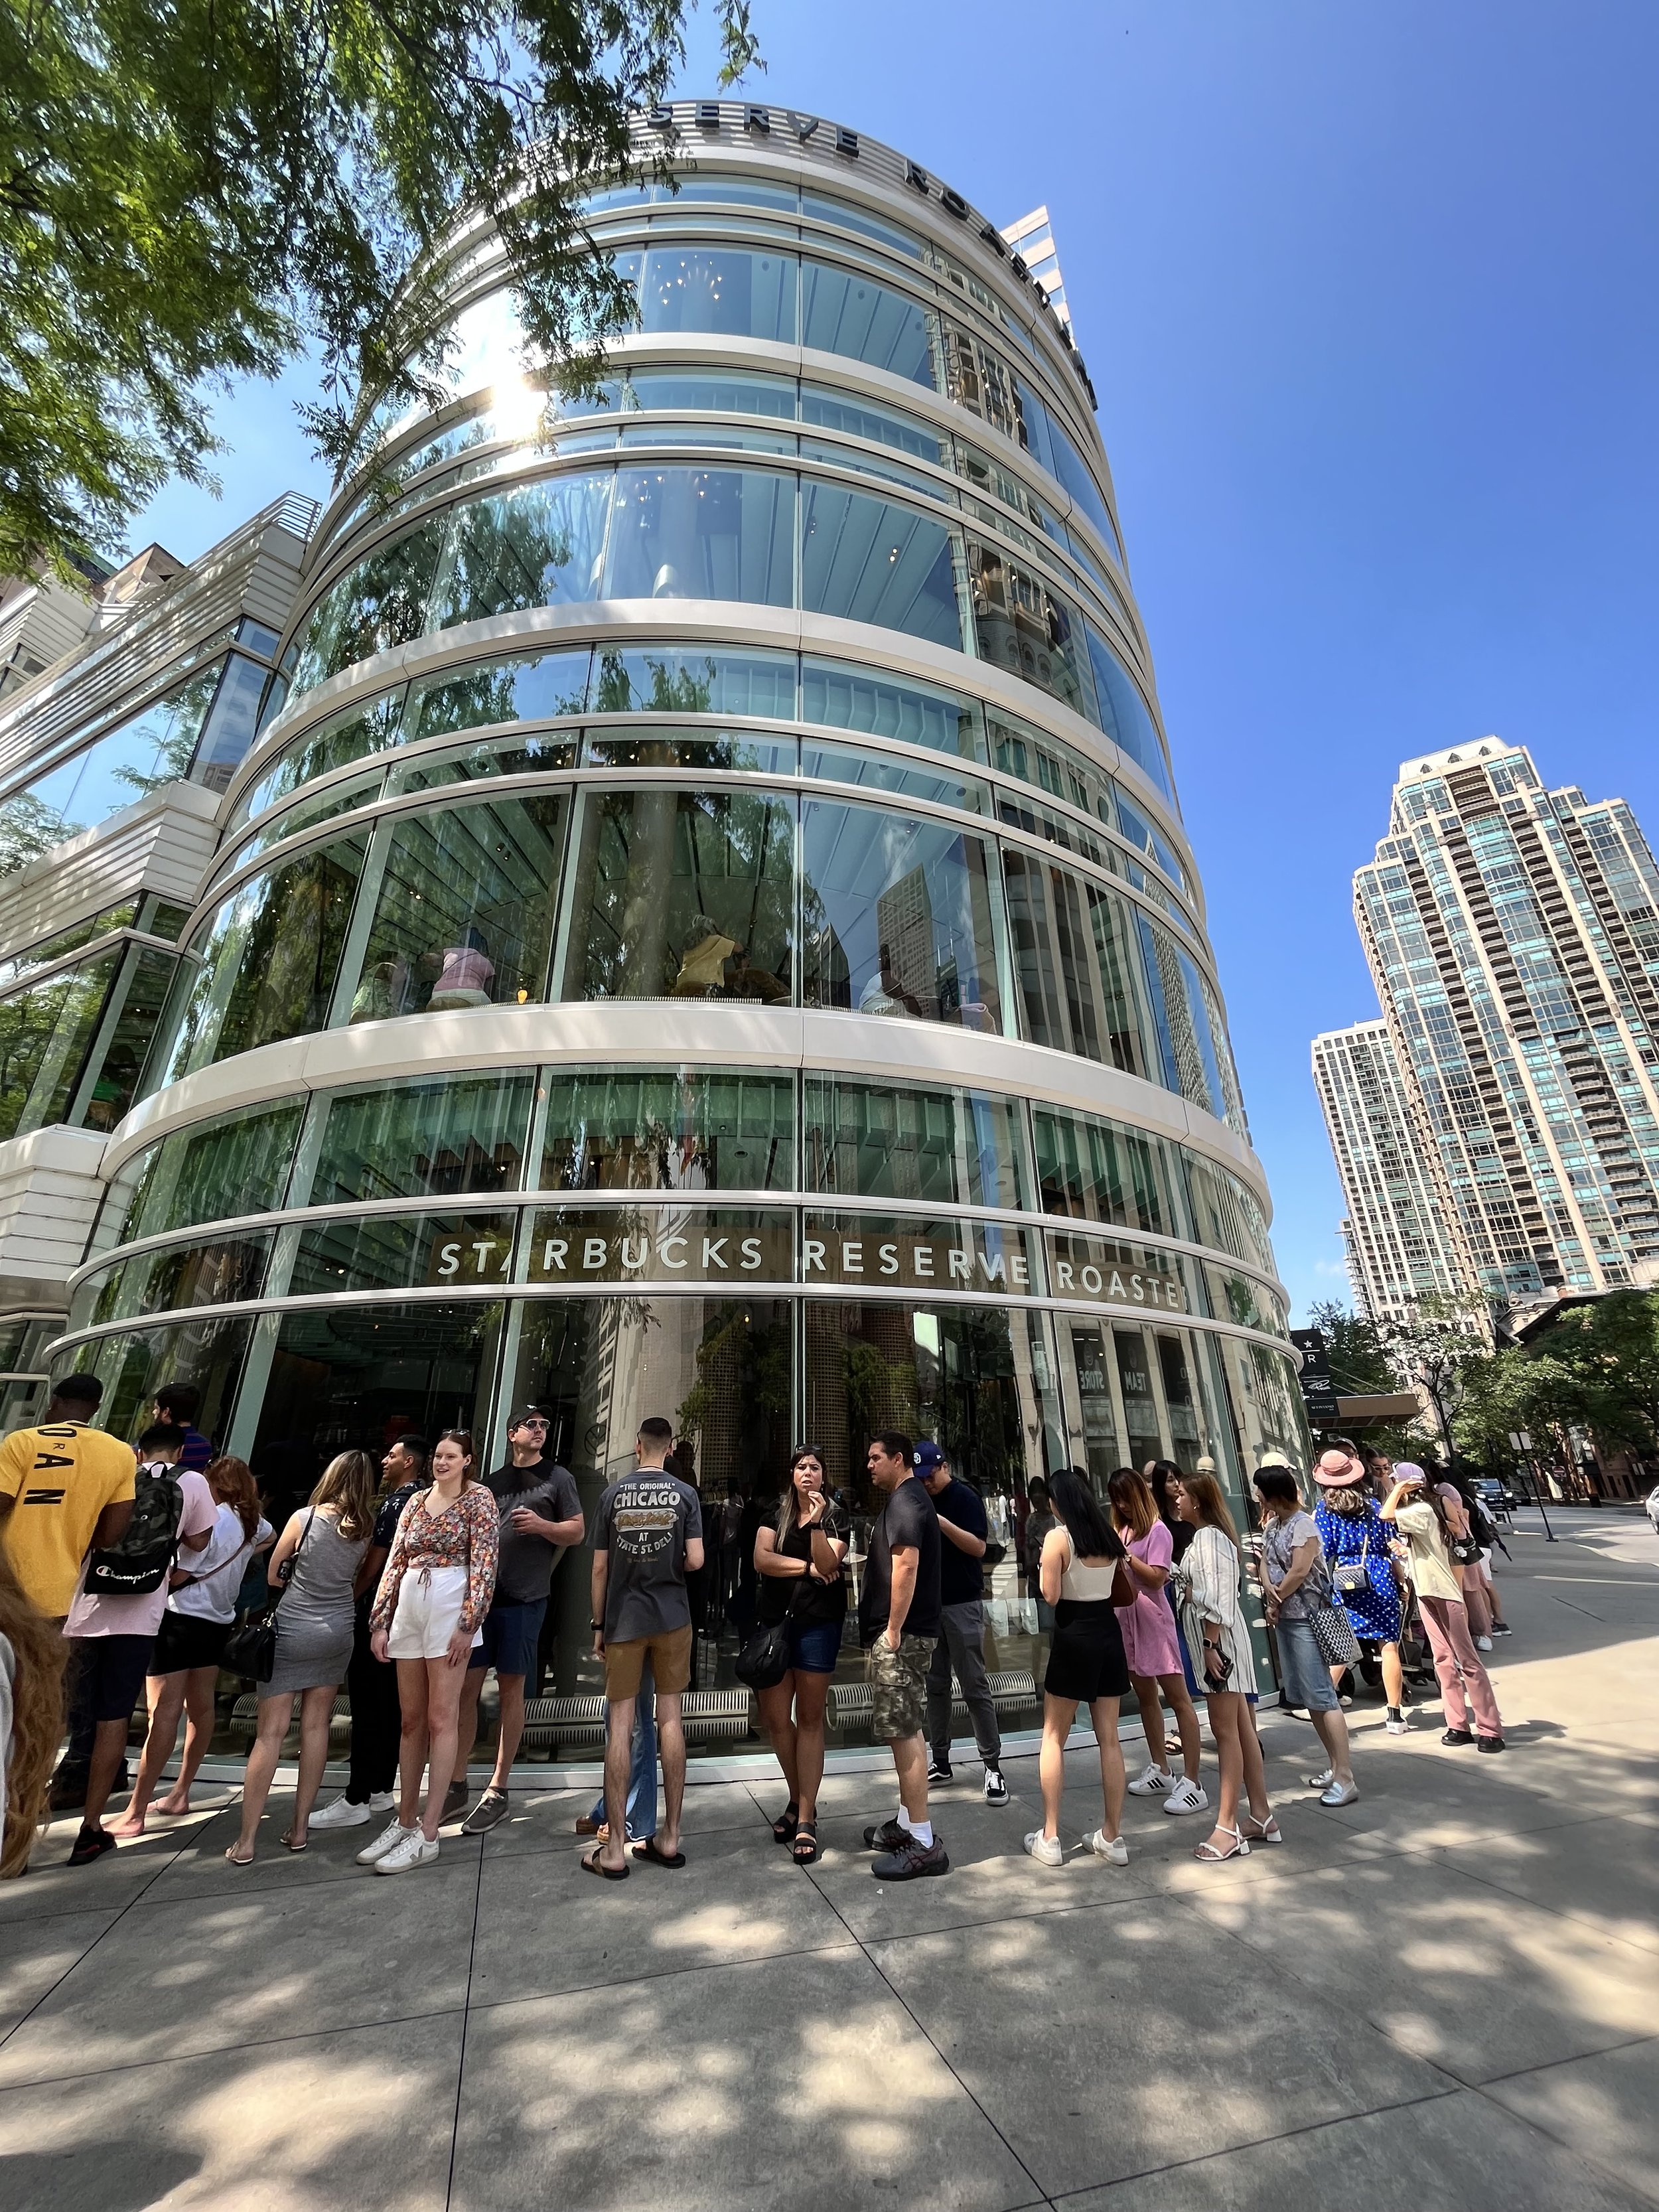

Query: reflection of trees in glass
left=176, top=841, right=364, bottom=1072
left=541, top=1068, right=793, bottom=1192
left=595, top=649, right=714, bottom=715
left=119, top=1098, right=305, bottom=1244
left=293, top=516, right=447, bottom=690
left=111, top=662, right=222, bottom=797
left=0, top=972, right=77, bottom=1142
left=676, top=1301, right=791, bottom=1489
left=432, top=475, right=609, bottom=626
left=0, top=790, right=78, bottom=877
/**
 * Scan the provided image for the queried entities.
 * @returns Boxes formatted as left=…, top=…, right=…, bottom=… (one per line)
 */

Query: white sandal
left=1193, top=1824, right=1251, bottom=1862
left=1241, top=1812, right=1283, bottom=1844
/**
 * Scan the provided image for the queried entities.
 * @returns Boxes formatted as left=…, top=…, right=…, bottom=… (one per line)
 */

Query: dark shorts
left=151, top=1611, right=232, bottom=1676
left=467, top=1595, right=548, bottom=1678
left=67, top=1634, right=155, bottom=1725
left=1044, top=1599, right=1131, bottom=1705
left=788, top=1617, right=844, bottom=1675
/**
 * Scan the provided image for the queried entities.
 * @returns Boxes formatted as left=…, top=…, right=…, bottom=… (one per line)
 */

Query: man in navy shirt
left=916, top=1443, right=1007, bottom=1804
left=858, top=1432, right=950, bottom=1881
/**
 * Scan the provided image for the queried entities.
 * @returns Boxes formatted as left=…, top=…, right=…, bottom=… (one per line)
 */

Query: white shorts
left=1475, top=1551, right=1494, bottom=1584
left=385, top=1567, right=484, bottom=1660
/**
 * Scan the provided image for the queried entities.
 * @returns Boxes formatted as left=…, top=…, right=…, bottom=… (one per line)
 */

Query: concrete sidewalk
left=2, top=1507, right=1656, bottom=2211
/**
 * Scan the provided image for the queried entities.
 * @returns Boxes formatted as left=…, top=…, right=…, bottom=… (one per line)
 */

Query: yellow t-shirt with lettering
left=0, top=1422, right=137, bottom=1617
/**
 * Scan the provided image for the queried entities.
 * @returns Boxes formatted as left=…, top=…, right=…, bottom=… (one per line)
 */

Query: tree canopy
left=0, top=0, right=760, bottom=582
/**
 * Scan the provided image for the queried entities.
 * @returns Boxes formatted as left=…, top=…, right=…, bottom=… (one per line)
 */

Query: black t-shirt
left=859, top=1475, right=942, bottom=1645
left=757, top=1506, right=849, bottom=1627
left=930, top=1477, right=989, bottom=1607
left=1162, top=1512, right=1196, bottom=1565
left=482, top=1457, right=582, bottom=1605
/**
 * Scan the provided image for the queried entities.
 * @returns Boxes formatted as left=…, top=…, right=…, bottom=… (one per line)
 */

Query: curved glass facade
left=55, top=113, right=1303, bottom=1762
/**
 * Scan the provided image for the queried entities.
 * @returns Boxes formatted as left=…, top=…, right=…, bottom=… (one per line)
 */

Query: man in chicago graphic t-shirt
left=588, top=1416, right=703, bottom=1878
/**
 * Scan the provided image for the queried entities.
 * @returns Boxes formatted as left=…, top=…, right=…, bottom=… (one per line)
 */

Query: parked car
left=1646, top=1483, right=1659, bottom=1535
left=1476, top=1475, right=1517, bottom=1518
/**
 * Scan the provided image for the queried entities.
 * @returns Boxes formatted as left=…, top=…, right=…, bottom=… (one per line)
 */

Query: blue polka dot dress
left=1315, top=1497, right=1402, bottom=1643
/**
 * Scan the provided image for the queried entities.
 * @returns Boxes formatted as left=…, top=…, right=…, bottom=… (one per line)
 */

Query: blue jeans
left=590, top=1656, right=657, bottom=1840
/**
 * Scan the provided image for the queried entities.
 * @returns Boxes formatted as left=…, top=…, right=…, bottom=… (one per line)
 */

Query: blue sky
left=127, top=1, right=1659, bottom=1320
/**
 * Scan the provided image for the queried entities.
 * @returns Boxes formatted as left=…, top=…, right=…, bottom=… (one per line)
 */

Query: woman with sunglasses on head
left=1380, top=1464, right=1504, bottom=1752
left=1023, top=1467, right=1133, bottom=1868
left=754, top=1445, right=848, bottom=1866
left=1171, top=1470, right=1276, bottom=1860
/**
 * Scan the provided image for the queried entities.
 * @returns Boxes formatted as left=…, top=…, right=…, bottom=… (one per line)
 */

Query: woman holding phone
left=753, top=1445, right=848, bottom=1866
left=1171, top=1471, right=1276, bottom=1862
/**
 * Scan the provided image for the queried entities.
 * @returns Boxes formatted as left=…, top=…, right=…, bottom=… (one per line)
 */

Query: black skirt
left=151, top=1610, right=233, bottom=1675
left=1044, top=1597, right=1131, bottom=1704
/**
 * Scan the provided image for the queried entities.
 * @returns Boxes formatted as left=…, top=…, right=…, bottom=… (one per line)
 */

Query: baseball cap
left=912, top=1441, right=946, bottom=1475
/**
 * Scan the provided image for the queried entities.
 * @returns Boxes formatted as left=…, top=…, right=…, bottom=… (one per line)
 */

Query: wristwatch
left=589, top=1619, right=603, bottom=1632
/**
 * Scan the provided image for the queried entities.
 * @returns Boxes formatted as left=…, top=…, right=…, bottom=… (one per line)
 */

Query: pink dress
left=1119, top=1520, right=1183, bottom=1677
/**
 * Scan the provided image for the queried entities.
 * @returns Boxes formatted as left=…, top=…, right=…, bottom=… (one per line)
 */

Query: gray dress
left=259, top=1509, right=369, bottom=1698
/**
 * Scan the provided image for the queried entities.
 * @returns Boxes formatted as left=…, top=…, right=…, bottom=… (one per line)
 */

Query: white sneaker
left=376, top=1829, right=440, bottom=1875
left=1320, top=1780, right=1360, bottom=1808
left=1384, top=1708, right=1409, bottom=1735
left=1127, top=1763, right=1175, bottom=1797
left=356, top=1818, right=415, bottom=1866
left=367, top=1791, right=396, bottom=1812
left=1022, top=1828, right=1064, bottom=1866
left=309, top=1795, right=373, bottom=1831
left=1475, top=1636, right=1493, bottom=1652
left=1082, top=1828, right=1129, bottom=1864
left=1161, top=1777, right=1210, bottom=1816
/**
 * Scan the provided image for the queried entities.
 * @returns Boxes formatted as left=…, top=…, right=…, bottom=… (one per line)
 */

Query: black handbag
left=222, top=1507, right=314, bottom=1683
left=735, top=1576, right=808, bottom=1690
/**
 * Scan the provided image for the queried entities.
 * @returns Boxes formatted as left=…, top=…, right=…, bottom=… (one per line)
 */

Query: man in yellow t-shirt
left=0, top=1373, right=136, bottom=1620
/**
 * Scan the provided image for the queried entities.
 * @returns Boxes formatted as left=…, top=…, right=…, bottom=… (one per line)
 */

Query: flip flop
left=630, top=1836, right=687, bottom=1870
left=279, top=1830, right=308, bottom=1853
left=581, top=1848, right=628, bottom=1881
left=224, top=1845, right=255, bottom=1867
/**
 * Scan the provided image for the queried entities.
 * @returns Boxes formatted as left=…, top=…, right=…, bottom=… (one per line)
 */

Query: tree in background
left=0, top=0, right=760, bottom=581
left=1305, top=1299, right=1395, bottom=1396
left=1378, top=1292, right=1491, bottom=1465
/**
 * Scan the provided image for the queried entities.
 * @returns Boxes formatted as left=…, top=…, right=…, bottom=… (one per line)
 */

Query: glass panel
left=290, top=516, right=447, bottom=692
left=307, top=1073, right=533, bottom=1205
left=1205, top=1266, right=1290, bottom=1340
left=614, top=366, right=796, bottom=417
left=80, top=944, right=178, bottom=1134
left=803, top=1076, right=1031, bottom=1209
left=166, top=834, right=368, bottom=1078
left=800, top=259, right=936, bottom=386
left=247, top=1302, right=504, bottom=1514
left=561, top=786, right=795, bottom=1005
left=1156, top=1328, right=1201, bottom=1457
left=109, top=1099, right=305, bottom=1246
left=591, top=642, right=796, bottom=719
left=604, top=467, right=794, bottom=605
left=630, top=245, right=798, bottom=342
left=584, top=726, right=796, bottom=776
left=1031, top=1104, right=1184, bottom=1239
left=61, top=1314, right=252, bottom=1456
left=236, top=691, right=406, bottom=825
left=969, top=537, right=1096, bottom=723
left=799, top=385, right=949, bottom=465
left=1043, top=406, right=1125, bottom=565
left=1133, top=913, right=1232, bottom=1126
left=1183, top=1152, right=1275, bottom=1274
left=240, top=769, right=384, bottom=859
left=76, top=1234, right=272, bottom=1331
left=1002, top=852, right=1151, bottom=1078
left=289, top=1211, right=517, bottom=1297
left=190, top=653, right=271, bottom=792
left=802, top=740, right=987, bottom=814
left=799, top=437, right=948, bottom=503
left=427, top=472, right=611, bottom=625
left=1085, top=626, right=1172, bottom=800
left=660, top=172, right=799, bottom=210
left=800, top=191, right=925, bottom=261
left=801, top=802, right=1002, bottom=1031
left=406, top=647, right=591, bottom=740
left=386, top=731, right=579, bottom=796
left=1112, top=1324, right=1164, bottom=1466
left=539, top=1067, right=795, bottom=1191
left=0, top=902, right=135, bottom=990
left=350, top=793, right=567, bottom=1021
left=1064, top=1321, right=1123, bottom=1485
left=1112, top=787, right=1187, bottom=892
left=800, top=657, right=985, bottom=763
left=0, top=952, right=116, bottom=1142
left=800, top=481, right=962, bottom=650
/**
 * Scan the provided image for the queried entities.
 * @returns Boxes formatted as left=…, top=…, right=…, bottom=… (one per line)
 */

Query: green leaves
left=0, top=0, right=762, bottom=581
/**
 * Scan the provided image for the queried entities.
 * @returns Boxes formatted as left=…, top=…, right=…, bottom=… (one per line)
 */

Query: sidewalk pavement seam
left=0, top=2002, right=471, bottom=2093
left=1467, top=2028, right=1659, bottom=2093
left=746, top=1777, right=1054, bottom=2211
left=1463, top=2069, right=1659, bottom=2212
left=443, top=1822, right=488, bottom=2212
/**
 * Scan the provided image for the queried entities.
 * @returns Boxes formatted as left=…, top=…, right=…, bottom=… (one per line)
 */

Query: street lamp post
left=1510, top=1429, right=1557, bottom=1543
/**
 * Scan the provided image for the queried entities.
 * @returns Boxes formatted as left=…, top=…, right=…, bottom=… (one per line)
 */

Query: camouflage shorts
left=869, top=1633, right=932, bottom=1741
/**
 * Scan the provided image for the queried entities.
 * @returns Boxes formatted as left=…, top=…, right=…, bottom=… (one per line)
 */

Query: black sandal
left=792, top=1818, right=819, bottom=1865
left=772, top=1801, right=800, bottom=1843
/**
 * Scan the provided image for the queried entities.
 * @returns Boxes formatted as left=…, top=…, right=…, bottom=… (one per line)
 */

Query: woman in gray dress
left=227, top=1451, right=377, bottom=1864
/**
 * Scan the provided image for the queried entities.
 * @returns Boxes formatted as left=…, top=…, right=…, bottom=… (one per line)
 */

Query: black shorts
left=66, top=1634, right=155, bottom=1726
left=1044, top=1599, right=1131, bottom=1705
left=151, top=1611, right=232, bottom=1675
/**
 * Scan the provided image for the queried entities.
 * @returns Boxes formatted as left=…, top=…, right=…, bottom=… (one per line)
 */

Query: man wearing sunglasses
left=455, top=1406, right=584, bottom=1832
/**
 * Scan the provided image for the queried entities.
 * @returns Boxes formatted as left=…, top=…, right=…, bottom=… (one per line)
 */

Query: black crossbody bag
left=223, top=1507, right=315, bottom=1682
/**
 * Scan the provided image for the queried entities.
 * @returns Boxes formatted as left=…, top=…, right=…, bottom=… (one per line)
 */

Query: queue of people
left=0, top=1370, right=1516, bottom=1883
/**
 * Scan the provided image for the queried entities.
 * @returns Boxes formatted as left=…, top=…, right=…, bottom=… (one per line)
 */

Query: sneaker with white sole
left=1161, top=1777, right=1209, bottom=1816
left=926, top=1758, right=953, bottom=1787
left=982, top=1766, right=1009, bottom=1805
left=1384, top=1708, right=1409, bottom=1736
left=1023, top=1828, right=1064, bottom=1866
left=1319, top=1779, right=1360, bottom=1808
left=1082, top=1828, right=1129, bottom=1864
left=1474, top=1635, right=1493, bottom=1652
left=367, top=1790, right=397, bottom=1811
left=309, top=1795, right=374, bottom=1831
left=375, top=1829, right=440, bottom=1875
left=356, top=1818, right=416, bottom=1866
left=1127, top=1763, right=1175, bottom=1797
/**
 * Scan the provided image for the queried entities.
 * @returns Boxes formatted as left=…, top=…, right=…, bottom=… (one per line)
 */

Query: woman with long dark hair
left=1024, top=1468, right=1132, bottom=1868
left=754, top=1445, right=848, bottom=1866
left=1171, top=1471, right=1276, bottom=1862
left=364, top=1430, right=500, bottom=1873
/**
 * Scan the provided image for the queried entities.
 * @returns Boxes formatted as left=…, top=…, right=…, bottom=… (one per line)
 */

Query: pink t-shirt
left=1119, top=1517, right=1185, bottom=1678
left=65, top=1467, right=216, bottom=1639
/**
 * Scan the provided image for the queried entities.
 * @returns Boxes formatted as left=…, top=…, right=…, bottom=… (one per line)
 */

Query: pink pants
left=1458, top=1565, right=1492, bottom=1639
left=1417, top=1595, right=1502, bottom=1737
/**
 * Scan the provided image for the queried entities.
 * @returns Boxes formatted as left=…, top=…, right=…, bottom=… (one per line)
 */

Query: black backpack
left=84, top=1460, right=186, bottom=1596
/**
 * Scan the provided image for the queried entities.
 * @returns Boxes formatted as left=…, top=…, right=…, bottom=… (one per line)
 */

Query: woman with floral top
left=361, top=1431, right=498, bottom=1874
